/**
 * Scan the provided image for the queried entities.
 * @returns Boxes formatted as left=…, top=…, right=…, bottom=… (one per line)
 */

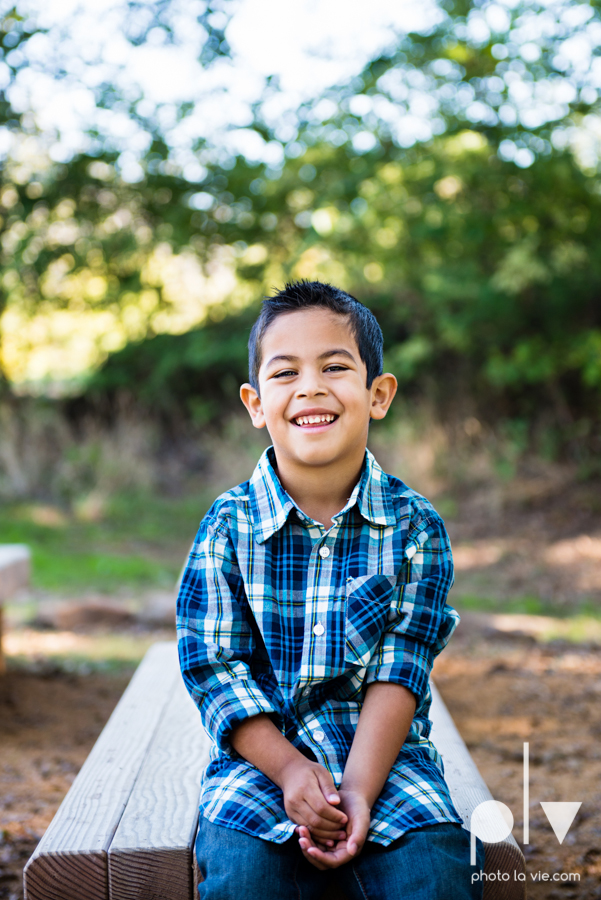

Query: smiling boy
left=177, top=281, right=483, bottom=899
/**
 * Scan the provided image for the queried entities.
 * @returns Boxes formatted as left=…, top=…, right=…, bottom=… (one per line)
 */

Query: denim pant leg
left=195, top=816, right=331, bottom=900
left=335, top=823, right=484, bottom=900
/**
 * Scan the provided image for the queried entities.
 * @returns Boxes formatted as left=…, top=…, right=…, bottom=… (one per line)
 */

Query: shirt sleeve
left=365, top=510, right=458, bottom=703
left=176, top=511, right=277, bottom=754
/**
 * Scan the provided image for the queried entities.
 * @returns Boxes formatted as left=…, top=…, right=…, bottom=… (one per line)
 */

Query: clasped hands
left=279, top=758, right=370, bottom=870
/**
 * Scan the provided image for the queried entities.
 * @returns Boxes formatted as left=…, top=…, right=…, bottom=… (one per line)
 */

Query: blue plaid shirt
left=177, top=447, right=462, bottom=845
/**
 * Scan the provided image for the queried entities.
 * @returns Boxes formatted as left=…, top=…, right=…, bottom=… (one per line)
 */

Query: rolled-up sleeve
left=176, top=512, right=277, bottom=753
left=365, top=512, right=458, bottom=702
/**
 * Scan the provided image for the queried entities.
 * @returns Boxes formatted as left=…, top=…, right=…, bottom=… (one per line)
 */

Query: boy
left=177, top=281, right=483, bottom=899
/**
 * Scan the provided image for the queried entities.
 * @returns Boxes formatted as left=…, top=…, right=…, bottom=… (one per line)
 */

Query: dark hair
left=248, top=280, right=383, bottom=391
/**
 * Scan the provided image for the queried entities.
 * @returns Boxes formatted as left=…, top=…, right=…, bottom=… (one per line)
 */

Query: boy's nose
left=296, top=368, right=328, bottom=397
left=295, top=374, right=327, bottom=398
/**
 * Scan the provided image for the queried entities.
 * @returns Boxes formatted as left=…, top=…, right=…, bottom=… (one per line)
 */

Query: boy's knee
left=417, top=824, right=485, bottom=899
left=345, top=824, right=484, bottom=900
left=196, top=818, right=302, bottom=900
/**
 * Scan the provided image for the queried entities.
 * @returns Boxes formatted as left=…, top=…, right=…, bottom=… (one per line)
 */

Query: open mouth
left=292, top=414, right=338, bottom=427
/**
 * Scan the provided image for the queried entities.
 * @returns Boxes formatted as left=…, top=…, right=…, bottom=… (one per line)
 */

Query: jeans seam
left=352, top=866, right=370, bottom=900
left=292, top=859, right=303, bottom=900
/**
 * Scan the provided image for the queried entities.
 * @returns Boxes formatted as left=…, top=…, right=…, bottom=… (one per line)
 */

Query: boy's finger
left=306, top=787, right=348, bottom=824
left=346, top=812, right=370, bottom=857
left=297, top=826, right=330, bottom=870
left=315, top=769, right=340, bottom=805
left=305, top=843, right=354, bottom=869
left=308, top=826, right=347, bottom=842
left=298, top=799, right=346, bottom=831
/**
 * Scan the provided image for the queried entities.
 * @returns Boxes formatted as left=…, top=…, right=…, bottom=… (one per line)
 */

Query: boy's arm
left=178, top=516, right=346, bottom=841
left=230, top=714, right=348, bottom=842
left=177, top=518, right=278, bottom=752
left=340, top=681, right=416, bottom=808
left=297, top=682, right=415, bottom=866
left=363, top=511, right=457, bottom=701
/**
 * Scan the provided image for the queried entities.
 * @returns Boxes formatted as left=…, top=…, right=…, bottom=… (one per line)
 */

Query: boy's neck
left=273, top=449, right=366, bottom=528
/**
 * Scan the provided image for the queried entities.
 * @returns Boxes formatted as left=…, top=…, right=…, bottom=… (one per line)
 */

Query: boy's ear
left=240, top=383, right=266, bottom=429
left=369, top=373, right=398, bottom=420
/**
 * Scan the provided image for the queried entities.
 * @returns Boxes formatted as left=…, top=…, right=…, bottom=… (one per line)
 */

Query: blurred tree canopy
left=1, top=0, right=601, bottom=459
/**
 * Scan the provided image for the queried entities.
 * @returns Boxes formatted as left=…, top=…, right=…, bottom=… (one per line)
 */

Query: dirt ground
left=1, top=620, right=600, bottom=899
left=434, top=626, right=601, bottom=900
left=0, top=667, right=131, bottom=900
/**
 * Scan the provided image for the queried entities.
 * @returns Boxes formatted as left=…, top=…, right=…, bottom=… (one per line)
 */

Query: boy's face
left=240, top=308, right=397, bottom=473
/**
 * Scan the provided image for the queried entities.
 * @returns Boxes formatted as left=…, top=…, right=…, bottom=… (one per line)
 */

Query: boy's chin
left=278, top=443, right=358, bottom=468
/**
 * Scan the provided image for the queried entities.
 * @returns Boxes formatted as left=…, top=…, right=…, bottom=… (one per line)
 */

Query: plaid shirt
left=177, top=447, right=462, bottom=845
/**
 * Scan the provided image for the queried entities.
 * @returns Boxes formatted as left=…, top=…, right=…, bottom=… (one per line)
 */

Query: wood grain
left=430, top=681, right=498, bottom=828
left=430, top=681, right=525, bottom=900
left=108, top=673, right=210, bottom=900
left=23, top=643, right=181, bottom=900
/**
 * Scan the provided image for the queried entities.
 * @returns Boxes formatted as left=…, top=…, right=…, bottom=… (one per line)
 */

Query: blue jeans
left=196, top=816, right=484, bottom=900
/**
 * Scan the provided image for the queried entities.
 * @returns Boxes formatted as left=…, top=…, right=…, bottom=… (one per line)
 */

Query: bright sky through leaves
left=4, top=0, right=436, bottom=173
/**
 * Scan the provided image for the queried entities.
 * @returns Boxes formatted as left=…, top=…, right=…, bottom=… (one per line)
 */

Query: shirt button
left=313, top=730, right=325, bottom=743
left=313, top=623, right=325, bottom=636
left=303, top=685, right=312, bottom=697
left=319, top=546, right=330, bottom=558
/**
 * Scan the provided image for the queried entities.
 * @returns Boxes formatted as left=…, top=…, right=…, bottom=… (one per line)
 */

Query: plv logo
left=469, top=742, right=582, bottom=864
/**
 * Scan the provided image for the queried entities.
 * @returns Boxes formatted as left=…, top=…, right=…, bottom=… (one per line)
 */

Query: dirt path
left=433, top=621, right=601, bottom=899
left=0, top=668, right=131, bottom=899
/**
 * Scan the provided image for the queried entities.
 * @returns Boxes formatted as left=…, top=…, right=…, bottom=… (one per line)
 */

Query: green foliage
left=1, top=0, right=601, bottom=458
left=85, top=306, right=256, bottom=420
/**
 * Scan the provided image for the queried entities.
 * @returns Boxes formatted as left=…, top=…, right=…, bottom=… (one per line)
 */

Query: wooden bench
left=23, top=642, right=525, bottom=900
left=0, top=544, right=31, bottom=674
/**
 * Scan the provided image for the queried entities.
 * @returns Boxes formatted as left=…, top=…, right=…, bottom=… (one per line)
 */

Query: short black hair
left=248, top=280, right=383, bottom=391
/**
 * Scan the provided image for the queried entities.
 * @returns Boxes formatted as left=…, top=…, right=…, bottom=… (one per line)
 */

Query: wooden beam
left=0, top=544, right=30, bottom=602
left=0, top=544, right=31, bottom=674
left=108, top=674, right=210, bottom=900
left=23, top=643, right=181, bottom=900
left=430, top=682, right=525, bottom=896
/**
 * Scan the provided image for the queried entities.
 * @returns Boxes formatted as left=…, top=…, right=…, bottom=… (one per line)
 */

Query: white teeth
left=294, top=414, right=336, bottom=426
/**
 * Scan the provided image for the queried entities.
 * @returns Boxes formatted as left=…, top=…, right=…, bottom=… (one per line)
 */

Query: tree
left=2, top=0, right=601, bottom=456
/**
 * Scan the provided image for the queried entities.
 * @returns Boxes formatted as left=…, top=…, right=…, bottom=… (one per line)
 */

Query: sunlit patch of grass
left=5, top=629, right=172, bottom=673
left=0, top=489, right=212, bottom=593
left=454, top=594, right=601, bottom=620
left=453, top=596, right=601, bottom=645
left=537, top=616, right=601, bottom=644
left=31, top=547, right=176, bottom=592
left=453, top=594, right=552, bottom=616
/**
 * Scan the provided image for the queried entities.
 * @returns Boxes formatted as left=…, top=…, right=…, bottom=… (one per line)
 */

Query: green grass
left=453, top=593, right=601, bottom=620
left=454, top=594, right=549, bottom=616
left=0, top=489, right=213, bottom=593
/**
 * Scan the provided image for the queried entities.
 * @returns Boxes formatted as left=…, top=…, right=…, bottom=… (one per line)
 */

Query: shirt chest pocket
left=344, top=573, right=397, bottom=668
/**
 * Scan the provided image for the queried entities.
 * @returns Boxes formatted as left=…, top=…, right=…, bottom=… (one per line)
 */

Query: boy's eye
left=272, top=369, right=297, bottom=378
left=325, top=364, right=348, bottom=372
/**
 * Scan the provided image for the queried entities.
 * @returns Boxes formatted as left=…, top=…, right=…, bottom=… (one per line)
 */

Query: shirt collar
left=249, top=447, right=397, bottom=543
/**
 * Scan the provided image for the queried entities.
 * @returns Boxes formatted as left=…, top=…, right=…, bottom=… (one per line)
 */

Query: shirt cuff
left=365, top=634, right=434, bottom=702
left=200, top=680, right=279, bottom=754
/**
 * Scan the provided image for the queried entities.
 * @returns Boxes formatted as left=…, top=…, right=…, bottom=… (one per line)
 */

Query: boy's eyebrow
left=264, top=354, right=299, bottom=367
left=318, top=349, right=357, bottom=362
left=265, top=348, right=357, bottom=368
